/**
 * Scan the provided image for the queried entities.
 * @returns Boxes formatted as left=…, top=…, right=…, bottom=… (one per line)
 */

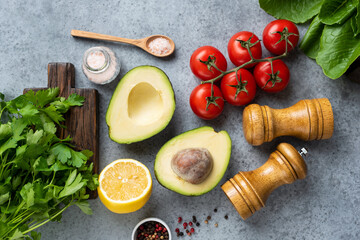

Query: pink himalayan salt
left=148, top=37, right=171, bottom=55
left=82, top=46, right=121, bottom=85
left=87, top=50, right=106, bottom=69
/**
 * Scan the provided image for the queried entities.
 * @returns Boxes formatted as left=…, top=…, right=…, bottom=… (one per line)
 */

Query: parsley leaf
left=0, top=192, right=10, bottom=205
left=34, top=88, right=59, bottom=108
left=58, top=172, right=85, bottom=198
left=26, top=130, right=44, bottom=145
left=70, top=150, right=88, bottom=168
left=50, top=93, right=85, bottom=113
left=0, top=89, right=97, bottom=239
left=66, top=93, right=85, bottom=106
left=75, top=200, right=93, bottom=215
left=41, top=105, right=65, bottom=124
left=51, top=143, right=71, bottom=164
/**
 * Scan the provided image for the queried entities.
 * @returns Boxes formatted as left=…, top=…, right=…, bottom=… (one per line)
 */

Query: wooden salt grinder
left=222, top=143, right=307, bottom=220
left=243, top=98, right=334, bottom=146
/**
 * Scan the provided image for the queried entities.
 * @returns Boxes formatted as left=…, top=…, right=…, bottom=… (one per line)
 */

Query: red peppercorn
left=175, top=228, right=179, bottom=233
left=163, top=228, right=167, bottom=233
left=155, top=236, right=159, bottom=239
left=178, top=217, right=182, bottom=223
left=156, top=224, right=159, bottom=228
left=191, top=228, right=195, bottom=233
left=144, top=234, right=148, bottom=237
left=183, top=222, right=187, bottom=228
left=139, top=225, right=144, bottom=230
left=189, top=222, right=193, bottom=226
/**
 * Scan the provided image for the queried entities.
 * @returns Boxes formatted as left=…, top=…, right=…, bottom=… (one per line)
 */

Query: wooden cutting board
left=24, top=62, right=99, bottom=199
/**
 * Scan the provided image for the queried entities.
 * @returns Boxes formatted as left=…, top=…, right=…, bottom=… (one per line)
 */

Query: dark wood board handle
left=24, top=62, right=99, bottom=199
left=48, top=62, right=75, bottom=94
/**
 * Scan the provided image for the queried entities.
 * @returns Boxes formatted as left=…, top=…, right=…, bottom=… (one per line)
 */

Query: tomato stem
left=227, top=70, right=248, bottom=100
left=272, top=27, right=298, bottom=50
left=199, top=55, right=225, bottom=74
left=205, top=82, right=222, bottom=111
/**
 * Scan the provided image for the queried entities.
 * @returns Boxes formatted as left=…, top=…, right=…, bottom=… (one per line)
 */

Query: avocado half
left=106, top=66, right=176, bottom=144
left=154, top=126, right=232, bottom=196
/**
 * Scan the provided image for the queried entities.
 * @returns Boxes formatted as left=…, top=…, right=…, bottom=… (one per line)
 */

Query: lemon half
left=98, top=159, right=152, bottom=213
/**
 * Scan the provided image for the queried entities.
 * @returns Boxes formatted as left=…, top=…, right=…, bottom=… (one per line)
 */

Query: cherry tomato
left=227, top=31, right=262, bottom=68
left=189, top=83, right=224, bottom=120
left=263, top=19, right=299, bottom=55
left=254, top=59, right=290, bottom=93
left=220, top=69, right=256, bottom=106
left=190, top=46, right=227, bottom=81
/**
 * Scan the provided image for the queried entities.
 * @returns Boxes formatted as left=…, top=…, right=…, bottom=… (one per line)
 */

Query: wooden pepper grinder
left=243, top=98, right=334, bottom=146
left=222, top=143, right=307, bottom=220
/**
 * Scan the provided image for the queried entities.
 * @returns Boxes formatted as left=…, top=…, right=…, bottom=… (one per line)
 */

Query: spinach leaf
left=299, top=16, right=325, bottom=59
left=351, top=0, right=360, bottom=36
left=259, top=0, right=323, bottom=23
left=316, top=16, right=360, bottom=79
left=319, top=0, right=357, bottom=25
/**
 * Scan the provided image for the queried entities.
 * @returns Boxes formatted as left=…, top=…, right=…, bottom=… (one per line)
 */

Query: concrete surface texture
left=1, top=0, right=359, bottom=239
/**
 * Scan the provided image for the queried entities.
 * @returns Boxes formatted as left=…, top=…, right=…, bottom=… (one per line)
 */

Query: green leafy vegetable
left=317, top=16, right=360, bottom=78
left=58, top=171, right=86, bottom=198
left=319, top=0, right=357, bottom=25
left=259, top=0, right=323, bottom=23
left=0, top=192, right=9, bottom=205
left=299, top=16, right=325, bottom=59
left=0, top=88, right=97, bottom=240
left=50, top=93, right=84, bottom=114
left=75, top=200, right=93, bottom=215
left=351, top=0, right=360, bottom=36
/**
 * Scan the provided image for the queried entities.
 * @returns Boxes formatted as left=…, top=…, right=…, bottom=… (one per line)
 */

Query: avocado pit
left=171, top=148, right=213, bottom=184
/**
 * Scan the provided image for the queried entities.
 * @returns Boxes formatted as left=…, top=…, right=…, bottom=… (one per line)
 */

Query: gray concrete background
left=1, top=0, right=359, bottom=239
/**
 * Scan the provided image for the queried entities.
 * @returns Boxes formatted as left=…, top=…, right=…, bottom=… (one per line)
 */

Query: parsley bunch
left=0, top=88, right=98, bottom=239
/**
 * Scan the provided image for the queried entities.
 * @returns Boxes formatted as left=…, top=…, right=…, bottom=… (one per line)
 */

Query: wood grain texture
left=221, top=143, right=307, bottom=220
left=24, top=63, right=99, bottom=199
left=242, top=98, right=334, bottom=146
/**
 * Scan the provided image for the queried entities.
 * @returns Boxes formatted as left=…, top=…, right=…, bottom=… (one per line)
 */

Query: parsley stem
left=22, top=201, right=74, bottom=235
left=9, top=201, right=25, bottom=221
left=0, top=105, right=7, bottom=120
left=3, top=212, right=35, bottom=238
left=8, top=209, right=31, bottom=225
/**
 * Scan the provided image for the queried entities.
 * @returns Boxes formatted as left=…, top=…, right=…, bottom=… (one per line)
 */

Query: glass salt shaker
left=82, top=46, right=121, bottom=84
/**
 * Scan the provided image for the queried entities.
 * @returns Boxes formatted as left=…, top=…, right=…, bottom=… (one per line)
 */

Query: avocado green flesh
left=106, top=66, right=175, bottom=144
left=154, top=126, right=232, bottom=196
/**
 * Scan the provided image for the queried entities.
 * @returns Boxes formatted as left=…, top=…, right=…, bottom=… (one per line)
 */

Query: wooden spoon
left=71, top=30, right=175, bottom=57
